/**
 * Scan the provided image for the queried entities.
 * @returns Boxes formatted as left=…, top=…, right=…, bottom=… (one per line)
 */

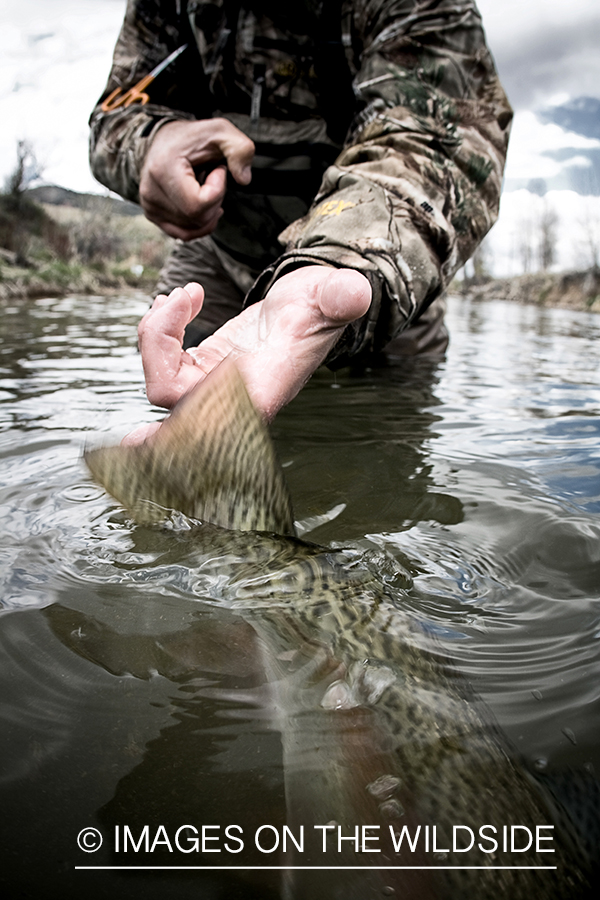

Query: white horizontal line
left=76, top=866, right=557, bottom=871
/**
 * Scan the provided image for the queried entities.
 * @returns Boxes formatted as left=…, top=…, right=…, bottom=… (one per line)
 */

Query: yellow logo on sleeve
left=316, top=199, right=356, bottom=217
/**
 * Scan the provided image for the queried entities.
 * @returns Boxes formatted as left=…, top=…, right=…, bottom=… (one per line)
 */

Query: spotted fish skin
left=213, top=535, right=591, bottom=899
left=84, top=359, right=294, bottom=534
left=83, top=360, right=592, bottom=899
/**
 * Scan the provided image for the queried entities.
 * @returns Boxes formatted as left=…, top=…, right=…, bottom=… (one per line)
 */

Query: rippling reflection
left=0, top=293, right=599, bottom=898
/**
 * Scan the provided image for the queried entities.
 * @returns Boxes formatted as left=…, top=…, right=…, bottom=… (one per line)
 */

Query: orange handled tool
left=101, top=44, right=188, bottom=113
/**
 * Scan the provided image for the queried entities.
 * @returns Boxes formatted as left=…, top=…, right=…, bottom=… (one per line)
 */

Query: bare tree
left=577, top=199, right=600, bottom=270
left=1, top=140, right=67, bottom=262
left=515, top=213, right=535, bottom=274
left=471, top=235, right=493, bottom=282
left=514, top=200, right=558, bottom=274
left=538, top=201, right=558, bottom=271
left=3, top=140, right=42, bottom=197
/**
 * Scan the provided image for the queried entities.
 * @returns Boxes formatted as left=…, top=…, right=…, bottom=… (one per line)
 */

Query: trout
left=84, top=360, right=592, bottom=899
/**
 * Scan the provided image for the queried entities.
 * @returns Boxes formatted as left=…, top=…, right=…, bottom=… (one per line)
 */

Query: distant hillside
left=26, top=184, right=142, bottom=217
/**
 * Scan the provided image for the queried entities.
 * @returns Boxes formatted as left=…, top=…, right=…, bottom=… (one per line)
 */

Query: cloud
left=506, top=111, right=600, bottom=176
left=539, top=96, right=600, bottom=140
left=477, top=0, right=600, bottom=110
left=0, top=0, right=123, bottom=192
left=499, top=22, right=600, bottom=110
left=502, top=111, right=600, bottom=195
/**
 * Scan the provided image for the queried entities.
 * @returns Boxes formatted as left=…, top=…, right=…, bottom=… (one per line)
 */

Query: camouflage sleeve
left=248, top=0, right=512, bottom=363
left=88, top=0, right=199, bottom=203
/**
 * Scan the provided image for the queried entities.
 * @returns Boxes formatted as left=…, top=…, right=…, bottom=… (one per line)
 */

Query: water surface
left=0, top=292, right=599, bottom=898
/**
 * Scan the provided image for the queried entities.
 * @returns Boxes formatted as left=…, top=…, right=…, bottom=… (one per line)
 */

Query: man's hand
left=126, top=267, right=372, bottom=444
left=139, top=119, right=255, bottom=240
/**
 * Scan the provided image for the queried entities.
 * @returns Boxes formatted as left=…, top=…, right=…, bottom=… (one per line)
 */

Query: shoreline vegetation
left=455, top=268, right=600, bottom=313
left=1, top=181, right=599, bottom=312
left=0, top=182, right=171, bottom=300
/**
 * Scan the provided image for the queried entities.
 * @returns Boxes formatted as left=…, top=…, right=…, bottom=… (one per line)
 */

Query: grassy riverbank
left=0, top=256, right=163, bottom=299
left=459, top=268, right=600, bottom=313
left=0, top=184, right=170, bottom=299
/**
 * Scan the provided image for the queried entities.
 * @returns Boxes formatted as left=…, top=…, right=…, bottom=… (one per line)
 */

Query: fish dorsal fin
left=85, top=359, right=295, bottom=535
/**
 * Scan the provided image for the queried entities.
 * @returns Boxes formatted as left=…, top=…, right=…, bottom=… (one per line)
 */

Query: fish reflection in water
left=59, top=360, right=592, bottom=898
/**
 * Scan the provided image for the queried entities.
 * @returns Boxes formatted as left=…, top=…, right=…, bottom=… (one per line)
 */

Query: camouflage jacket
left=90, top=0, right=512, bottom=362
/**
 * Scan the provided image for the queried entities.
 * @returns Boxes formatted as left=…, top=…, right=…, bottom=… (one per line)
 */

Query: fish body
left=84, top=360, right=592, bottom=899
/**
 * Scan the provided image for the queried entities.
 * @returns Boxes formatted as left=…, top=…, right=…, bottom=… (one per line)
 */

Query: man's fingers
left=143, top=164, right=225, bottom=238
left=315, top=269, right=372, bottom=324
left=156, top=212, right=223, bottom=242
left=176, top=164, right=226, bottom=216
left=139, top=285, right=205, bottom=407
left=121, top=421, right=163, bottom=446
left=140, top=284, right=205, bottom=342
left=207, top=118, right=254, bottom=185
left=139, top=119, right=254, bottom=237
left=222, top=138, right=254, bottom=185
left=201, top=164, right=228, bottom=197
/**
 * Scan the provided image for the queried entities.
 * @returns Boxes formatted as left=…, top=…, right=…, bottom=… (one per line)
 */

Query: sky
left=1, top=0, right=600, bottom=275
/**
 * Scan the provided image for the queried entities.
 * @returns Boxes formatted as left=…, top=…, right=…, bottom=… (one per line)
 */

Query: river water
left=0, top=292, right=599, bottom=899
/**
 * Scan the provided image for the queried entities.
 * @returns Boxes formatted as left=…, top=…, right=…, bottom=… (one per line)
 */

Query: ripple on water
left=1, top=293, right=600, bottom=895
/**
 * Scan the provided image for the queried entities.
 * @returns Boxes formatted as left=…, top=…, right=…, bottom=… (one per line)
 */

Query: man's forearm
left=248, top=0, right=512, bottom=362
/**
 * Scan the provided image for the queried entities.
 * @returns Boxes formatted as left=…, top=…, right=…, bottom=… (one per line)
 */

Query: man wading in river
left=90, top=0, right=511, bottom=429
